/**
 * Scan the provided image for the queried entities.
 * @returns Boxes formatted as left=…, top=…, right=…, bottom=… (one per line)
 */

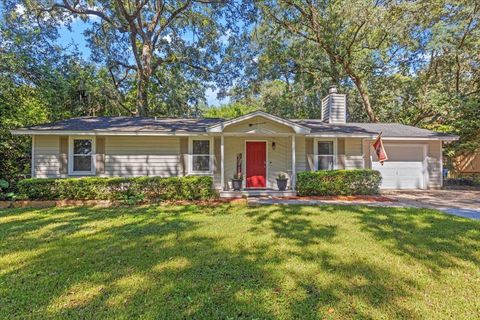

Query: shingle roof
left=14, top=116, right=457, bottom=139
left=292, top=120, right=455, bottom=138
left=22, top=116, right=224, bottom=133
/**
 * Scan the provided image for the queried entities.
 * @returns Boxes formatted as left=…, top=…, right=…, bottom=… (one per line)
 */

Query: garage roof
left=292, top=120, right=457, bottom=139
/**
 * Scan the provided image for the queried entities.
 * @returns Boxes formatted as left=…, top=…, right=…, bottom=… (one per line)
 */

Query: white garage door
left=372, top=144, right=427, bottom=189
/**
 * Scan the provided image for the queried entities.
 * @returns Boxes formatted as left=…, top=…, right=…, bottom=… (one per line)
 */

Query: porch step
left=219, top=190, right=297, bottom=198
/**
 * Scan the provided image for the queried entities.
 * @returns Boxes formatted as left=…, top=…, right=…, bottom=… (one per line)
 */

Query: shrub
left=445, top=176, right=480, bottom=187
left=296, top=170, right=382, bottom=196
left=17, top=176, right=215, bottom=201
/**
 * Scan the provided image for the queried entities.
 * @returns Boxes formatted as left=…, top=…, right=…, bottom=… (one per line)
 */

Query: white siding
left=321, top=96, right=329, bottom=122
left=223, top=116, right=295, bottom=134
left=329, top=94, right=347, bottom=124
left=344, top=138, right=364, bottom=169
left=104, top=136, right=180, bottom=177
left=34, top=136, right=60, bottom=178
left=268, top=137, right=291, bottom=188
left=295, top=137, right=306, bottom=172
left=427, top=140, right=442, bottom=188
left=213, top=136, right=222, bottom=190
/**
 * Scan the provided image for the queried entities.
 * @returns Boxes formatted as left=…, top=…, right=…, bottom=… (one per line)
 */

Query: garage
left=372, top=144, right=427, bottom=189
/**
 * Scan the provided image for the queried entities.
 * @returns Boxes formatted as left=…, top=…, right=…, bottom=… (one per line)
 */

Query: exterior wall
left=363, top=139, right=443, bottom=189
left=223, top=116, right=295, bottom=134
left=426, top=140, right=442, bottom=188
left=33, top=136, right=61, bottom=178
left=305, top=138, right=314, bottom=171
left=31, top=133, right=443, bottom=190
left=179, top=137, right=188, bottom=176
left=223, top=136, right=295, bottom=190
left=103, top=136, right=180, bottom=177
left=344, top=138, right=364, bottom=169
left=307, top=138, right=363, bottom=171
left=213, top=136, right=222, bottom=190
left=295, top=137, right=306, bottom=172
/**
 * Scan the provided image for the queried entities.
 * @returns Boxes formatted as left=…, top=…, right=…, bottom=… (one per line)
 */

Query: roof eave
left=305, top=133, right=459, bottom=140
left=381, top=136, right=459, bottom=141
left=207, top=111, right=311, bottom=134
left=10, top=129, right=209, bottom=136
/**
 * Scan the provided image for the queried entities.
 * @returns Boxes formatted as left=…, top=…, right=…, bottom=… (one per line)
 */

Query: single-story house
left=11, top=87, right=458, bottom=196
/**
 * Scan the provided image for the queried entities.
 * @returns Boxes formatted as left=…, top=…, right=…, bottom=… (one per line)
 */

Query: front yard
left=1, top=203, right=479, bottom=319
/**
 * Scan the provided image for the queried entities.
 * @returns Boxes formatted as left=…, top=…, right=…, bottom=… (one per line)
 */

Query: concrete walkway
left=383, top=190, right=480, bottom=220
left=248, top=190, right=480, bottom=220
left=247, top=198, right=405, bottom=208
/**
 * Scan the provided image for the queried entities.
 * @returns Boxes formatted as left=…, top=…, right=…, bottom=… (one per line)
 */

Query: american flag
left=373, top=132, right=388, bottom=165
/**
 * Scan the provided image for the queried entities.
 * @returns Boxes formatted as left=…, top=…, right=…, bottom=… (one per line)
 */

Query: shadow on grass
left=1, top=204, right=479, bottom=319
left=347, top=205, right=480, bottom=272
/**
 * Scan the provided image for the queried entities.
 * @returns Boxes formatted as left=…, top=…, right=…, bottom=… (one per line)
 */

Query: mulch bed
left=443, top=186, right=480, bottom=191
left=0, top=195, right=394, bottom=209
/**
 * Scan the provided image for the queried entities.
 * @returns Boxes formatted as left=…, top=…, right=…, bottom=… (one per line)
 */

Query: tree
left=0, top=7, right=122, bottom=186
left=257, top=0, right=421, bottom=122
left=30, top=0, right=233, bottom=116
left=226, top=22, right=333, bottom=118
left=201, top=101, right=258, bottom=118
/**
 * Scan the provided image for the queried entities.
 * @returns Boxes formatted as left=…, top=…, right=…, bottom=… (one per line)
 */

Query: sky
left=56, top=20, right=227, bottom=107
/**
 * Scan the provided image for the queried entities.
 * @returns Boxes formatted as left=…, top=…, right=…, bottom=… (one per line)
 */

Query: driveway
left=383, top=190, right=480, bottom=220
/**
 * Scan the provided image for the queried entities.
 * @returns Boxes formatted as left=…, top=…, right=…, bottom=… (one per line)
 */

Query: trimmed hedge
left=296, top=170, right=382, bottom=196
left=17, top=176, right=215, bottom=201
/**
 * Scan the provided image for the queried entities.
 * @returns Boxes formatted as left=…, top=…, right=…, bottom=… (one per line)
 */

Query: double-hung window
left=69, top=137, right=95, bottom=175
left=190, top=138, right=212, bottom=174
left=315, top=139, right=336, bottom=170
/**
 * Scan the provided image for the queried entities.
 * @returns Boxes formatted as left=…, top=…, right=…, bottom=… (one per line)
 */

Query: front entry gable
left=207, top=111, right=311, bottom=135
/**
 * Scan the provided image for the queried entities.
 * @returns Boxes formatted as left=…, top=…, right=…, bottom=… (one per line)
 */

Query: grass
left=0, top=203, right=479, bottom=319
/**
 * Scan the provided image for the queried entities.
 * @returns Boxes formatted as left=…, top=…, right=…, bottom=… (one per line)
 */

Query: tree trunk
left=135, top=78, right=148, bottom=116
left=348, top=71, right=378, bottom=122
left=135, top=43, right=154, bottom=117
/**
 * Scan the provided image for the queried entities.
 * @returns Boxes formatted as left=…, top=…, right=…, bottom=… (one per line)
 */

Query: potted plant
left=232, top=173, right=243, bottom=191
left=276, top=173, right=288, bottom=191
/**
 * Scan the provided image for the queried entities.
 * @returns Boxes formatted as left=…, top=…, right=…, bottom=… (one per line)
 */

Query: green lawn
left=1, top=203, right=479, bottom=319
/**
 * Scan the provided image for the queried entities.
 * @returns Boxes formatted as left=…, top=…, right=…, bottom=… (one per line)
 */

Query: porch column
left=31, top=136, right=35, bottom=178
left=221, top=134, right=225, bottom=191
left=291, top=135, right=296, bottom=190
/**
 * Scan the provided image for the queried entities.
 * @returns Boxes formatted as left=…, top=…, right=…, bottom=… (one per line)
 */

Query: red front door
left=246, top=141, right=266, bottom=188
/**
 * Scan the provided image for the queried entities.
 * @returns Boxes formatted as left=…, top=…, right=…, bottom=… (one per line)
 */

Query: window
left=315, top=139, right=336, bottom=170
left=69, top=137, right=95, bottom=175
left=191, top=139, right=212, bottom=173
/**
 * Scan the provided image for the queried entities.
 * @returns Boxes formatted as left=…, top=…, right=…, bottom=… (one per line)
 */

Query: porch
left=217, top=135, right=300, bottom=193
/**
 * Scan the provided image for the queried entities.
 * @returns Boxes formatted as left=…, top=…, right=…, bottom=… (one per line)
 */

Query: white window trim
left=314, top=138, right=338, bottom=170
left=68, top=136, right=96, bottom=176
left=188, top=136, right=214, bottom=175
